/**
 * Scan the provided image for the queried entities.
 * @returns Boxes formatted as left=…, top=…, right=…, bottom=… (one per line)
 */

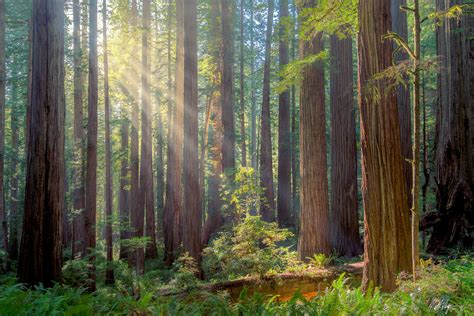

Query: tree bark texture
left=297, top=0, right=331, bottom=260
left=72, top=0, right=86, bottom=259
left=358, top=0, right=412, bottom=292
left=329, top=34, right=362, bottom=258
left=429, top=0, right=473, bottom=254
left=0, top=0, right=6, bottom=259
left=277, top=0, right=292, bottom=228
left=259, top=0, right=275, bottom=222
left=182, top=0, right=201, bottom=263
left=239, top=0, right=247, bottom=168
left=164, top=0, right=184, bottom=265
left=18, top=0, right=65, bottom=287
left=221, top=0, right=236, bottom=174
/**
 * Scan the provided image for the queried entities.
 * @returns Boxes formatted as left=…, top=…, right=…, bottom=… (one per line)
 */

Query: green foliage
left=0, top=258, right=472, bottom=315
left=307, top=253, right=335, bottom=268
left=203, top=214, right=295, bottom=280
left=169, top=252, right=200, bottom=289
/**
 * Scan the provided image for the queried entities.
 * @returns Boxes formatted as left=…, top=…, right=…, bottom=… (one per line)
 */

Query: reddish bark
left=329, top=34, right=362, bottom=257
left=358, top=0, right=412, bottom=291
left=18, top=0, right=65, bottom=287
left=260, top=0, right=276, bottom=222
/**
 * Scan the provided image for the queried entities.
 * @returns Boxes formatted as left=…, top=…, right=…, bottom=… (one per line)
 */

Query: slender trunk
left=329, top=34, right=361, bottom=257
left=202, top=0, right=223, bottom=246
left=277, top=0, right=291, bottom=228
left=119, top=105, right=130, bottom=259
left=239, top=0, right=247, bottom=167
left=221, top=0, right=236, bottom=175
left=9, top=82, right=19, bottom=261
left=0, top=0, right=6, bottom=261
left=250, top=0, right=257, bottom=173
left=290, top=0, right=298, bottom=225
left=18, top=0, right=65, bottom=287
left=128, top=0, right=144, bottom=273
left=164, top=0, right=184, bottom=265
left=72, top=0, right=86, bottom=259
left=297, top=0, right=330, bottom=259
left=429, top=0, right=473, bottom=254
left=141, top=0, right=156, bottom=260
left=85, top=0, right=98, bottom=290
left=358, top=0, right=412, bottom=291
left=410, top=0, right=421, bottom=281
left=260, top=0, right=275, bottom=222
left=182, top=0, right=201, bottom=263
left=103, top=0, right=114, bottom=284
left=421, top=70, right=428, bottom=250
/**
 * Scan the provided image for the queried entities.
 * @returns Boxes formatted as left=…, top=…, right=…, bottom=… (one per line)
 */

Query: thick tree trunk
left=391, top=0, right=412, bottom=209
left=221, top=0, right=236, bottom=175
left=182, top=0, right=201, bottom=264
left=141, top=0, right=156, bottom=260
left=277, top=0, right=291, bottom=228
left=260, top=0, right=275, bottom=222
left=18, top=0, right=65, bottom=287
left=297, top=0, right=331, bottom=260
left=164, top=0, right=184, bottom=265
left=329, top=34, right=362, bottom=258
left=428, top=0, right=473, bottom=254
left=290, top=1, right=299, bottom=225
left=72, top=0, right=86, bottom=259
left=0, top=0, right=6, bottom=261
left=85, top=0, right=99, bottom=290
left=358, top=0, right=412, bottom=292
left=239, top=0, right=247, bottom=168
left=103, top=0, right=114, bottom=284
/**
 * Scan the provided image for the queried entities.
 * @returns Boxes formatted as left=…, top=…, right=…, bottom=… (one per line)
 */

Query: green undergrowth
left=0, top=256, right=472, bottom=315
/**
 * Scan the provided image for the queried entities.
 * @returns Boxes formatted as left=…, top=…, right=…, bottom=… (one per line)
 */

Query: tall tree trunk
left=329, top=34, right=361, bottom=257
left=250, top=0, right=257, bottom=173
left=391, top=0, right=412, bottom=209
left=182, top=0, right=201, bottom=264
left=103, top=0, right=114, bottom=284
left=428, top=0, right=473, bottom=254
left=239, top=0, right=247, bottom=168
left=164, top=0, right=184, bottom=265
left=358, top=0, right=412, bottom=291
left=290, top=0, right=298, bottom=225
left=0, top=0, right=6, bottom=262
left=297, top=0, right=331, bottom=260
left=221, top=0, right=236, bottom=175
left=85, top=0, right=98, bottom=290
left=259, top=0, right=275, bottom=222
left=277, top=0, right=291, bottom=228
left=72, top=0, right=86, bottom=259
left=9, top=82, right=19, bottom=261
left=202, top=0, right=223, bottom=246
left=141, top=0, right=156, bottom=260
left=128, top=0, right=144, bottom=273
left=119, top=107, right=129, bottom=260
left=18, top=0, right=65, bottom=287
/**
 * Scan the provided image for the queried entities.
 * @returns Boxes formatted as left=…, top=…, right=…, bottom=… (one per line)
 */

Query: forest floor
left=0, top=255, right=472, bottom=315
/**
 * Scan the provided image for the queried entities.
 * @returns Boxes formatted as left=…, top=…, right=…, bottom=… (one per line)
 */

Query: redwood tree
left=428, top=0, right=473, bottom=253
left=182, top=0, right=201, bottom=263
left=103, top=0, right=114, bottom=284
left=260, top=0, right=275, bottom=222
left=297, top=0, right=331, bottom=260
left=221, top=0, right=236, bottom=175
left=85, top=0, right=99, bottom=290
left=18, top=0, right=65, bottom=287
left=72, top=0, right=86, bottom=259
left=358, top=0, right=412, bottom=291
left=329, top=34, right=361, bottom=257
left=164, top=0, right=184, bottom=264
left=277, top=0, right=291, bottom=228
left=140, top=0, right=156, bottom=260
